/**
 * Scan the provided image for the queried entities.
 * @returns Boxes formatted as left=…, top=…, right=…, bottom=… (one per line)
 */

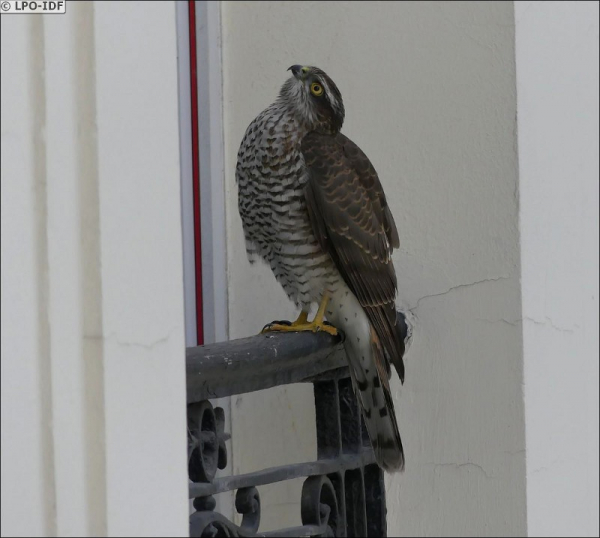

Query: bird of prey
left=236, top=65, right=405, bottom=472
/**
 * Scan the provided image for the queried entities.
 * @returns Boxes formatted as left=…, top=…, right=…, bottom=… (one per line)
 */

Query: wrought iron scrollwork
left=186, top=329, right=395, bottom=537
left=189, top=482, right=262, bottom=537
left=188, top=401, right=228, bottom=484
left=236, top=487, right=261, bottom=534
left=187, top=389, right=385, bottom=537
left=188, top=401, right=263, bottom=537
left=301, top=475, right=339, bottom=537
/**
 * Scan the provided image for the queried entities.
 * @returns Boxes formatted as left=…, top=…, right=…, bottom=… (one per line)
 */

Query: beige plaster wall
left=221, top=2, right=526, bottom=535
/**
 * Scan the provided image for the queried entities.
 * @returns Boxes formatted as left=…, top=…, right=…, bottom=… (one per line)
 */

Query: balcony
left=185, top=317, right=409, bottom=537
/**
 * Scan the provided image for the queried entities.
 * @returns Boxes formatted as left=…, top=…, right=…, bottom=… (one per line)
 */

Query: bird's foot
left=261, top=295, right=339, bottom=337
left=261, top=315, right=338, bottom=337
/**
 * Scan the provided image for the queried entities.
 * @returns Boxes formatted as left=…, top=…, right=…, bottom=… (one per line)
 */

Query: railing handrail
left=185, top=326, right=393, bottom=536
left=188, top=451, right=376, bottom=498
left=186, top=331, right=347, bottom=402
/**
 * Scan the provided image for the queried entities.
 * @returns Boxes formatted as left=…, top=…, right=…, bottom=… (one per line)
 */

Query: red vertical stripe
left=188, top=0, right=204, bottom=345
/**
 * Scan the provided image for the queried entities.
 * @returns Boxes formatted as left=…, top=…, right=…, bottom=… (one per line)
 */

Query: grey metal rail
left=186, top=326, right=393, bottom=537
left=186, top=331, right=347, bottom=402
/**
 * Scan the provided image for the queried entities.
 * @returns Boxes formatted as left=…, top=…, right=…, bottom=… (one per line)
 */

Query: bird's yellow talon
left=262, top=320, right=338, bottom=336
left=261, top=295, right=338, bottom=336
left=318, top=323, right=339, bottom=337
left=261, top=323, right=292, bottom=334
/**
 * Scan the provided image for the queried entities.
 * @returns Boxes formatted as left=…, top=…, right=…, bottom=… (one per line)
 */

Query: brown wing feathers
left=302, top=132, right=405, bottom=383
left=339, top=133, right=400, bottom=250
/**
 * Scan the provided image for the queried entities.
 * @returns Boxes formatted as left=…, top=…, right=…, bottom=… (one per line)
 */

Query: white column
left=1, top=14, right=55, bottom=538
left=92, top=1, right=189, bottom=535
left=515, top=2, right=600, bottom=536
left=1, top=2, right=189, bottom=536
left=43, top=5, right=100, bottom=535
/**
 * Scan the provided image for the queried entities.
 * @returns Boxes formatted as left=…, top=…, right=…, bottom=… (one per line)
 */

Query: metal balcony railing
left=186, top=328, right=390, bottom=537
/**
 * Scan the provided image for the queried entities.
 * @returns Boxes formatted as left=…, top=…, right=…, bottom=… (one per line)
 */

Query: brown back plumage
left=302, top=130, right=406, bottom=471
left=302, top=132, right=405, bottom=383
left=237, top=64, right=406, bottom=471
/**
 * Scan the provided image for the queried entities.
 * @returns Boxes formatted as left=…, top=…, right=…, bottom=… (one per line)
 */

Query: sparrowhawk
left=236, top=65, right=405, bottom=472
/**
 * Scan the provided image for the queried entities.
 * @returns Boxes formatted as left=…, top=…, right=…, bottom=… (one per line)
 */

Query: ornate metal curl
left=186, top=329, right=396, bottom=537
left=301, top=475, right=340, bottom=537
left=188, top=401, right=228, bottom=483
left=235, top=487, right=261, bottom=534
left=188, top=401, right=265, bottom=538
left=189, top=486, right=262, bottom=538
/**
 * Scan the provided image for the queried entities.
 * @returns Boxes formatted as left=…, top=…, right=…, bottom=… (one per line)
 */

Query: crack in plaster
left=408, top=276, right=510, bottom=316
left=523, top=316, right=578, bottom=333
left=427, top=461, right=494, bottom=479
left=529, top=458, right=564, bottom=476
left=84, top=326, right=179, bottom=350
left=476, top=317, right=519, bottom=327
left=476, top=316, right=578, bottom=333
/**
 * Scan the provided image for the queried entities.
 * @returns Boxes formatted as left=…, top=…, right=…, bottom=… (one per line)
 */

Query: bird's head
left=278, top=65, right=345, bottom=133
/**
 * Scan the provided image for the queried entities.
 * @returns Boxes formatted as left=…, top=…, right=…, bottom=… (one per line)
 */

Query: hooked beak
left=288, top=65, right=304, bottom=80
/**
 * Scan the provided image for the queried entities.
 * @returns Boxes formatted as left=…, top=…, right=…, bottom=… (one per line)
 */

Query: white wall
left=221, top=2, right=527, bottom=535
left=1, top=3, right=189, bottom=536
left=4, top=2, right=596, bottom=536
left=515, top=2, right=600, bottom=537
left=1, top=14, right=55, bottom=537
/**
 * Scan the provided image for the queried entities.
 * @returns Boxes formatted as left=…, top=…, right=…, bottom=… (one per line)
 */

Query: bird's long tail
left=352, top=327, right=404, bottom=472
left=327, top=289, right=405, bottom=472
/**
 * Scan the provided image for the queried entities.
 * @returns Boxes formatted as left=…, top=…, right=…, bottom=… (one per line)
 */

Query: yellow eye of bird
left=310, top=83, right=324, bottom=96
